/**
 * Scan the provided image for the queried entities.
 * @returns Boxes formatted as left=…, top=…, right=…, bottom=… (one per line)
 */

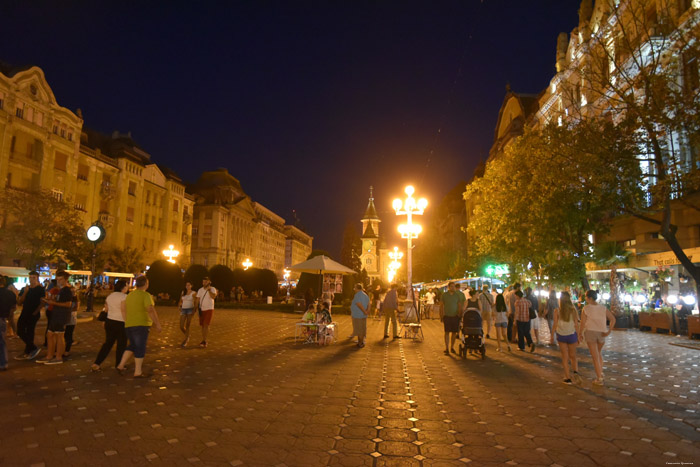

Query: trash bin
left=267, top=296, right=273, bottom=304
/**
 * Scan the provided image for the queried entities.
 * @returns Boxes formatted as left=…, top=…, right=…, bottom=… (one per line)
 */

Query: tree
left=105, top=246, right=146, bottom=275
left=0, top=189, right=91, bottom=269
left=146, top=260, right=183, bottom=301
left=340, top=222, right=362, bottom=273
left=466, top=120, right=641, bottom=289
left=560, top=0, right=700, bottom=297
left=184, top=264, right=208, bottom=289
left=208, top=264, right=235, bottom=299
left=594, top=242, right=632, bottom=317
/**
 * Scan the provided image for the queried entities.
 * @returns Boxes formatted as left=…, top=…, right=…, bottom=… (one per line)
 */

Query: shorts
left=199, top=309, right=214, bottom=326
left=584, top=330, right=606, bottom=344
left=48, top=309, right=70, bottom=333
left=443, top=315, right=460, bottom=333
left=556, top=332, right=578, bottom=344
left=125, top=326, right=150, bottom=358
left=481, top=310, right=492, bottom=321
left=495, top=322, right=507, bottom=328
left=180, top=307, right=195, bottom=316
left=352, top=317, right=367, bottom=338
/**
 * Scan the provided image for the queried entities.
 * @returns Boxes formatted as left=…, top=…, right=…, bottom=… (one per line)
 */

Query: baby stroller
left=458, top=309, right=486, bottom=359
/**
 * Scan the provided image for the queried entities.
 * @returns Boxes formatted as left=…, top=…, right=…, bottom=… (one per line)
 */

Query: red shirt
left=514, top=298, right=532, bottom=322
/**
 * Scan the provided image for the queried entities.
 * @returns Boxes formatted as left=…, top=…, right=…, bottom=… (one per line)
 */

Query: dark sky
left=2, top=1, right=580, bottom=257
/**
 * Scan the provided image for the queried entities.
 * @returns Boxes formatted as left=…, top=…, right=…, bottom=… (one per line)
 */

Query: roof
left=362, top=186, right=380, bottom=220
left=362, top=222, right=378, bottom=238
left=81, top=127, right=151, bottom=164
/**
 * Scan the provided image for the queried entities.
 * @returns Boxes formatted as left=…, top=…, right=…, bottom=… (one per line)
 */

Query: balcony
left=98, top=211, right=114, bottom=227
left=100, top=181, right=115, bottom=200
left=181, top=233, right=190, bottom=245
left=183, top=212, right=192, bottom=224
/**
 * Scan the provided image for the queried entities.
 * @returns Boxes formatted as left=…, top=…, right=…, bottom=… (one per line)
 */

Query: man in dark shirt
left=15, top=270, right=45, bottom=360
left=0, top=275, right=18, bottom=370
left=37, top=270, right=73, bottom=365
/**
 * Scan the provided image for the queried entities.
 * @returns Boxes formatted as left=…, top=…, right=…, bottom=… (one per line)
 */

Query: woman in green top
left=116, top=275, right=161, bottom=378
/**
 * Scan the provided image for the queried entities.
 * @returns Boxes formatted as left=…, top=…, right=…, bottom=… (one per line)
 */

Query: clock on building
left=86, top=222, right=106, bottom=244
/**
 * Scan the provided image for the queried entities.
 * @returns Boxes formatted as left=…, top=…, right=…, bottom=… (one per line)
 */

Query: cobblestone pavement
left=1, top=307, right=699, bottom=467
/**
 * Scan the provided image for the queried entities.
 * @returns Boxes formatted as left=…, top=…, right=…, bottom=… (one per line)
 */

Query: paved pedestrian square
left=1, top=307, right=699, bottom=466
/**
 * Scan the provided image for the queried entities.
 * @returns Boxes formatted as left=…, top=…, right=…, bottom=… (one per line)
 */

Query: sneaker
left=199, top=341, right=207, bottom=348
left=36, top=358, right=52, bottom=364
left=530, top=343, right=536, bottom=353
left=14, top=354, right=29, bottom=361
left=45, top=359, right=63, bottom=365
left=592, top=378, right=604, bottom=386
left=29, top=348, right=41, bottom=360
left=563, top=378, right=573, bottom=385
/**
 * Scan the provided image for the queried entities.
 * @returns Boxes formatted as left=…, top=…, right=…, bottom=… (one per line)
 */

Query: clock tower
left=359, top=187, right=387, bottom=282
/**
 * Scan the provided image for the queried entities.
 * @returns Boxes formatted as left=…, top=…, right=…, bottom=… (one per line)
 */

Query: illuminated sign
left=485, top=264, right=509, bottom=276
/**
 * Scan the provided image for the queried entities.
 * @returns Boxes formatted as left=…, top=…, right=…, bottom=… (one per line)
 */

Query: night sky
left=3, top=1, right=580, bottom=257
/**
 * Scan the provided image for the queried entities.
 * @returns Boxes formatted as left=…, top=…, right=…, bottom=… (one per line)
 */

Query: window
left=171, top=221, right=178, bottom=234
left=9, top=136, right=15, bottom=156
left=366, top=258, right=372, bottom=265
left=192, top=226, right=198, bottom=235
left=15, top=106, right=23, bottom=119
left=623, top=239, right=636, bottom=247
left=74, top=194, right=87, bottom=211
left=204, top=211, right=212, bottom=220
left=126, top=207, right=134, bottom=222
left=128, top=181, right=136, bottom=196
left=144, top=213, right=150, bottom=227
left=0, top=92, right=4, bottom=109
left=683, top=51, right=698, bottom=96
left=60, top=128, right=65, bottom=138
left=146, top=190, right=151, bottom=204
left=77, top=163, right=89, bottom=181
left=173, top=199, right=179, bottom=213
left=54, top=152, right=68, bottom=171
left=51, top=189, right=63, bottom=202
left=52, top=123, right=58, bottom=134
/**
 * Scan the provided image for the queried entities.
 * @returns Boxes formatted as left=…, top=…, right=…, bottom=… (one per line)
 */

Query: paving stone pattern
left=1, top=307, right=699, bottom=466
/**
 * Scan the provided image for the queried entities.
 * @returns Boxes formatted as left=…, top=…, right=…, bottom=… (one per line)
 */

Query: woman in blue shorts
left=551, top=291, right=581, bottom=385
left=178, top=282, right=197, bottom=348
left=494, top=293, right=511, bottom=352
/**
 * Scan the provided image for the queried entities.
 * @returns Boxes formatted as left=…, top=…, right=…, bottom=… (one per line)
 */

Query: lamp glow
left=242, top=258, right=253, bottom=270
left=393, top=185, right=428, bottom=302
left=667, top=294, right=678, bottom=305
left=602, top=292, right=611, bottom=300
left=682, top=295, right=696, bottom=305
left=623, top=293, right=632, bottom=303
left=162, top=244, right=180, bottom=264
left=635, top=294, right=647, bottom=304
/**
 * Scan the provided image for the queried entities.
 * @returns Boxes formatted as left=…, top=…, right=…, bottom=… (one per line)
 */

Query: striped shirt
left=514, top=297, right=532, bottom=322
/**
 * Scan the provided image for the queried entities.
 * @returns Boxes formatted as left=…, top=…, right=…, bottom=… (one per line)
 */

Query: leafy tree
left=105, top=246, right=146, bottom=275
left=208, top=264, right=235, bottom=298
left=146, top=260, right=183, bottom=301
left=0, top=189, right=91, bottom=269
left=340, top=222, right=362, bottom=273
left=184, top=264, right=208, bottom=289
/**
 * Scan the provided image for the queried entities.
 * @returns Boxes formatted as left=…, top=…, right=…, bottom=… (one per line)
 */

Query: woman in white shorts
left=579, top=289, right=616, bottom=385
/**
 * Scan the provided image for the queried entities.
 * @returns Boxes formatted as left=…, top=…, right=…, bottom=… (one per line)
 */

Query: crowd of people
left=0, top=271, right=220, bottom=376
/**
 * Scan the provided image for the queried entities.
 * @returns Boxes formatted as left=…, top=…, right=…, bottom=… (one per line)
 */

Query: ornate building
left=0, top=63, right=194, bottom=268
left=359, top=187, right=389, bottom=282
left=189, top=168, right=312, bottom=278
left=284, top=224, right=313, bottom=279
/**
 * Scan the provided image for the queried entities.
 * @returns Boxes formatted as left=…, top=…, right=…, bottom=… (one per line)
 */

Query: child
left=302, top=305, right=317, bottom=343
left=316, top=302, right=334, bottom=346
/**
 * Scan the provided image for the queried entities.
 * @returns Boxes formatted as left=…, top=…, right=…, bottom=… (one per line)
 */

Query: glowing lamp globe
left=393, top=199, right=402, bottom=211
left=405, top=185, right=415, bottom=196
left=667, top=295, right=678, bottom=305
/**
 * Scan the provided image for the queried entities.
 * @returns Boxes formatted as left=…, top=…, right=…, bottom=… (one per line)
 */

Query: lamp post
left=162, top=244, right=180, bottom=264
left=242, top=258, right=253, bottom=270
left=283, top=268, right=291, bottom=301
left=387, top=247, right=403, bottom=283
left=393, top=185, right=427, bottom=303
left=85, top=221, right=106, bottom=313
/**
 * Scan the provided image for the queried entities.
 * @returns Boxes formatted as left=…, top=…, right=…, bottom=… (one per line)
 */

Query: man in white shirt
left=196, top=277, right=218, bottom=348
left=423, top=289, right=435, bottom=319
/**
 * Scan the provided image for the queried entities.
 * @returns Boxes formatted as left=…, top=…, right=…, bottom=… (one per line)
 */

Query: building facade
left=465, top=0, right=700, bottom=290
left=0, top=64, right=194, bottom=268
left=189, top=168, right=312, bottom=278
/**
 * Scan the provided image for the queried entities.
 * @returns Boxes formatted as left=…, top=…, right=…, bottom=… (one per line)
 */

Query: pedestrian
left=178, top=281, right=197, bottom=348
left=545, top=290, right=558, bottom=346
left=514, top=290, right=535, bottom=352
left=350, top=283, right=369, bottom=348
left=371, top=285, right=382, bottom=320
left=42, top=279, right=58, bottom=347
left=423, top=288, right=435, bottom=320
left=0, top=275, right=18, bottom=370
left=316, top=302, right=334, bottom=346
left=90, top=280, right=128, bottom=372
left=382, top=284, right=400, bottom=339
left=579, top=289, right=616, bottom=386
left=15, top=271, right=45, bottom=361
left=525, top=287, right=539, bottom=345
left=478, top=285, right=494, bottom=338
left=6, top=280, right=19, bottom=338
left=116, top=275, right=162, bottom=377
left=493, top=292, right=511, bottom=352
left=196, top=276, right=218, bottom=348
left=63, top=285, right=80, bottom=358
left=506, top=283, right=521, bottom=343
left=552, top=291, right=581, bottom=384
left=37, top=270, right=73, bottom=365
left=322, top=286, right=335, bottom=312
left=440, top=281, right=465, bottom=355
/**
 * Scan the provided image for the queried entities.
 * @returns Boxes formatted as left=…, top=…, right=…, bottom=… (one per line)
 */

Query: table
left=295, top=322, right=340, bottom=344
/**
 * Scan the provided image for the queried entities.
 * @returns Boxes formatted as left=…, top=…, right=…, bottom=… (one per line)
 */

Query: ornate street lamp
left=387, top=247, right=403, bottom=283
left=162, top=244, right=180, bottom=264
left=85, top=221, right=106, bottom=313
left=283, top=268, right=291, bottom=300
left=242, top=258, right=253, bottom=270
left=393, top=185, right=427, bottom=300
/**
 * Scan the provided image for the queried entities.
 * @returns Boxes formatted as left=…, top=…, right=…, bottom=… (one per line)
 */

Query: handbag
left=97, top=310, right=107, bottom=321
left=528, top=306, right=537, bottom=320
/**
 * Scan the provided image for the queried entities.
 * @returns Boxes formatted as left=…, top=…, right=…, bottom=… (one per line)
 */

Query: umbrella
left=289, top=255, right=356, bottom=275
left=289, top=256, right=356, bottom=302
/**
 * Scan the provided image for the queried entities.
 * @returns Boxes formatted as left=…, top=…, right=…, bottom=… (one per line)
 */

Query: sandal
left=89, top=366, right=102, bottom=373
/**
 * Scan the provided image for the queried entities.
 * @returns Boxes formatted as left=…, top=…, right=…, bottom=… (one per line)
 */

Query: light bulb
left=405, top=185, right=415, bottom=196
